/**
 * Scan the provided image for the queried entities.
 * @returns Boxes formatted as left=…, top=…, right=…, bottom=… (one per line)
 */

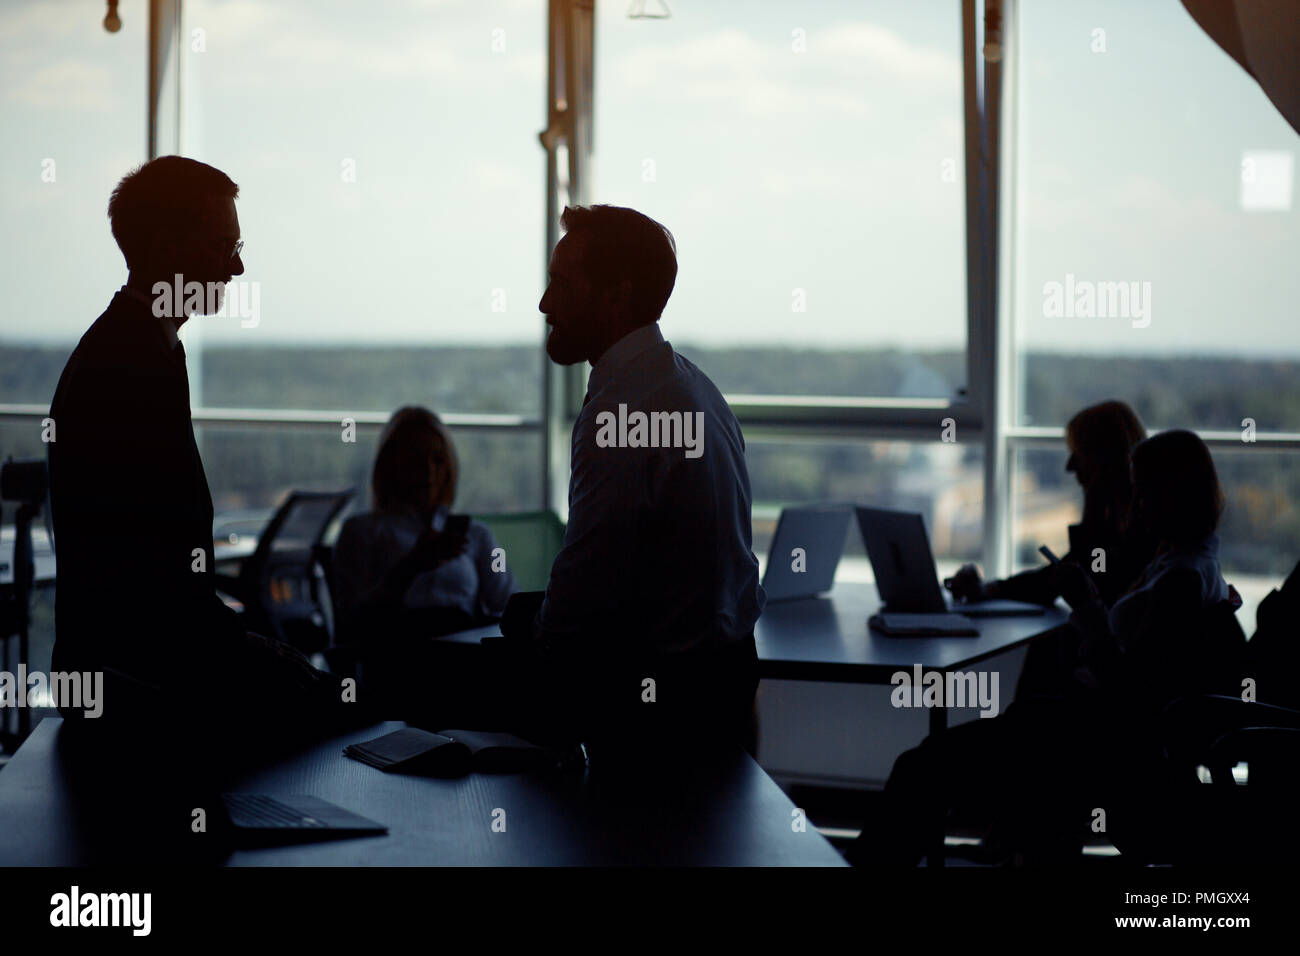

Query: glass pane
left=1012, top=444, right=1300, bottom=636
left=197, top=424, right=544, bottom=530
left=182, top=0, right=547, bottom=414
left=595, top=1, right=967, bottom=399
left=748, top=438, right=982, bottom=581
left=199, top=345, right=540, bottom=417
left=1013, top=0, right=1300, bottom=429
left=0, top=0, right=148, bottom=402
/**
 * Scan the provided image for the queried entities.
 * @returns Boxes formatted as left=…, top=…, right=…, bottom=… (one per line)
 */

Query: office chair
left=313, top=542, right=366, bottom=681
left=951, top=594, right=1250, bottom=866
left=0, top=458, right=50, bottom=748
left=215, top=489, right=354, bottom=654
left=471, top=510, right=566, bottom=591
left=1105, top=567, right=1300, bottom=863
left=1098, top=694, right=1300, bottom=863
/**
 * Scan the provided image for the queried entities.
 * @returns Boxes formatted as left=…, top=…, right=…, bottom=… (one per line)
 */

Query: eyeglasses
left=211, top=238, right=243, bottom=261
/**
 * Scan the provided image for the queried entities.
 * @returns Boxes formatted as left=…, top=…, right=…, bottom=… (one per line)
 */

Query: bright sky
left=1, top=0, right=1296, bottom=358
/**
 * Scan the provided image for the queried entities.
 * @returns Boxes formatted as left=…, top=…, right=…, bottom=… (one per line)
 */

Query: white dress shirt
left=537, top=322, right=765, bottom=654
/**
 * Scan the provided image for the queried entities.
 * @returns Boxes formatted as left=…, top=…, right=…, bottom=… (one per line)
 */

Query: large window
left=1007, top=0, right=1300, bottom=633
left=198, top=424, right=543, bottom=518
left=0, top=0, right=147, bottom=404
left=595, top=0, right=968, bottom=401
left=6, top=0, right=1296, bottom=652
left=175, top=0, right=549, bottom=514
left=181, top=0, right=547, bottom=420
left=749, top=437, right=982, bottom=580
left=1011, top=0, right=1300, bottom=427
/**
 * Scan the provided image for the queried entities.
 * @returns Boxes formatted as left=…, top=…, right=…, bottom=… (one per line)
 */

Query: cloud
left=818, top=22, right=959, bottom=92
left=6, top=59, right=119, bottom=110
left=186, top=0, right=463, bottom=91
left=607, top=22, right=959, bottom=118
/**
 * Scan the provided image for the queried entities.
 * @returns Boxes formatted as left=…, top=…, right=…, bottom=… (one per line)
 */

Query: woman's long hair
left=1067, top=400, right=1147, bottom=536
left=1130, top=429, right=1225, bottom=549
left=370, top=406, right=459, bottom=515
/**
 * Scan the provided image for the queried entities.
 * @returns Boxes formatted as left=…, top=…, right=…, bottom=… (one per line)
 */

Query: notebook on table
left=867, top=612, right=979, bottom=636
left=344, top=727, right=567, bottom=777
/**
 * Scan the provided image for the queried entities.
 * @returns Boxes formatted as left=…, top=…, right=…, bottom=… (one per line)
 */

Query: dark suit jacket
left=48, top=291, right=242, bottom=691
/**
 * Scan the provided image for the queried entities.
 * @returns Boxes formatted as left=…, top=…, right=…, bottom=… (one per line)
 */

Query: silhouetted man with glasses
left=48, top=157, right=344, bottom=751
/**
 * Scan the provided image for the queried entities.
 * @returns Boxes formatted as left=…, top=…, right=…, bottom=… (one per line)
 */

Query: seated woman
left=946, top=400, right=1152, bottom=609
left=948, top=400, right=1155, bottom=701
left=333, top=406, right=516, bottom=643
left=848, top=429, right=1237, bottom=866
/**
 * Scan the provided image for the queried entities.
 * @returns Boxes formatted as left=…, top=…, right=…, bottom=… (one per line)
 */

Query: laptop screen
left=762, top=506, right=852, bottom=601
left=854, top=507, right=948, bottom=613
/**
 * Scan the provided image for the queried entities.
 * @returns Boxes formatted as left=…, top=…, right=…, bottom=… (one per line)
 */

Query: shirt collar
left=119, top=284, right=180, bottom=351
left=587, top=322, right=664, bottom=395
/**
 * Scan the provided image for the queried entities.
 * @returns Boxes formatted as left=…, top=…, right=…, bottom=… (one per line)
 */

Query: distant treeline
left=1, top=343, right=1296, bottom=573
left=3, top=342, right=1296, bottom=431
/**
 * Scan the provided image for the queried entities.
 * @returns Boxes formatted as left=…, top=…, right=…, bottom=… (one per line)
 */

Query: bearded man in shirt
left=501, top=204, right=766, bottom=758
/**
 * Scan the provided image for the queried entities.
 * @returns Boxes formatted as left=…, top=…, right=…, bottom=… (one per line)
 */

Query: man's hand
left=242, top=630, right=331, bottom=699
left=500, top=591, right=546, bottom=643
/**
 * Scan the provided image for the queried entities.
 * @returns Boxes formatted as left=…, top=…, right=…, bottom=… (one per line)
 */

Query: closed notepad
left=344, top=727, right=558, bottom=776
left=344, top=728, right=471, bottom=777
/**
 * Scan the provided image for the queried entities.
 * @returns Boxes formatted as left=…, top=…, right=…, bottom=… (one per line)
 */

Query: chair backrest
left=240, top=490, right=354, bottom=649
left=472, top=510, right=566, bottom=592
left=1245, top=558, right=1300, bottom=708
left=1198, top=595, right=1249, bottom=696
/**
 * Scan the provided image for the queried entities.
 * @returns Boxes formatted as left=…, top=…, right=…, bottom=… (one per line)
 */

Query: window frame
left=3, top=0, right=1296, bottom=578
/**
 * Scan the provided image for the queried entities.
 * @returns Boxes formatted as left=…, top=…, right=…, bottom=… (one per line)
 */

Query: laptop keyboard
left=222, top=793, right=327, bottom=829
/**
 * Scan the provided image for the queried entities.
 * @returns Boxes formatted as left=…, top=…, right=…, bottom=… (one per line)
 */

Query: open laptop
left=761, top=505, right=853, bottom=601
left=855, top=506, right=1045, bottom=635
left=219, top=793, right=387, bottom=845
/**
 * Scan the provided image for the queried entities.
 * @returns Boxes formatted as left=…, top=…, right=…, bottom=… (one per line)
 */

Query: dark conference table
left=437, top=581, right=1068, bottom=868
left=0, top=717, right=848, bottom=867
left=442, top=581, right=1070, bottom=734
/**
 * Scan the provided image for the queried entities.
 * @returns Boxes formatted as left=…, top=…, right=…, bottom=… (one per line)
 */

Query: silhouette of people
left=498, top=204, right=766, bottom=758
left=333, top=405, right=516, bottom=689
left=48, top=156, right=351, bottom=753
left=946, top=400, right=1156, bottom=700
left=848, top=429, right=1237, bottom=865
left=946, top=400, right=1151, bottom=608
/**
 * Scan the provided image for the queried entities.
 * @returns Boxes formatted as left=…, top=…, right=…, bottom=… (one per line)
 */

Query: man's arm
left=534, top=409, right=639, bottom=647
left=62, top=359, right=244, bottom=659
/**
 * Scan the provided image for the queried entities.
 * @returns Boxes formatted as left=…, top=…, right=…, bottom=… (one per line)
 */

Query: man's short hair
left=108, top=156, right=239, bottom=270
left=559, top=204, right=677, bottom=324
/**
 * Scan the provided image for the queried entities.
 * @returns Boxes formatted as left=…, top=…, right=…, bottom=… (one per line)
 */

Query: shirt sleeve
left=535, top=407, right=640, bottom=646
left=992, top=564, right=1060, bottom=606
